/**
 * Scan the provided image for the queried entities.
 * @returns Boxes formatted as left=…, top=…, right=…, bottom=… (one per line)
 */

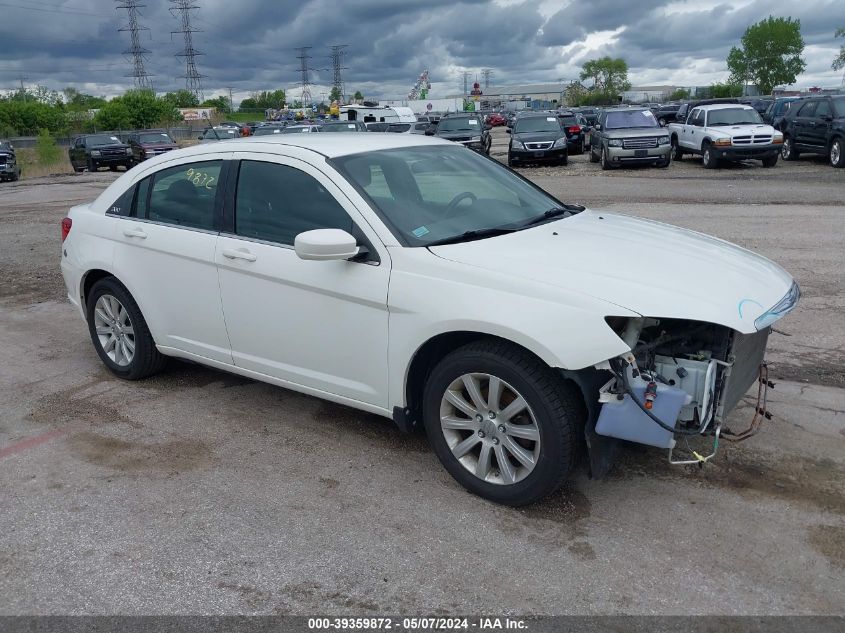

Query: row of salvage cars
left=59, top=131, right=800, bottom=505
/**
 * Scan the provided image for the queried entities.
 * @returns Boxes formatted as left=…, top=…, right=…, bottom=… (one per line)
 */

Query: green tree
left=201, top=95, right=231, bottom=111
left=63, top=87, right=106, bottom=111
left=238, top=97, right=258, bottom=111
left=93, top=99, right=132, bottom=130
left=328, top=86, right=342, bottom=103
left=833, top=27, right=845, bottom=71
left=579, top=57, right=631, bottom=95
left=353, top=90, right=363, bottom=101
left=727, top=16, right=806, bottom=95
left=667, top=88, right=690, bottom=101
left=35, top=128, right=61, bottom=165
left=163, top=89, right=200, bottom=108
left=250, top=89, right=286, bottom=110
left=709, top=82, right=743, bottom=98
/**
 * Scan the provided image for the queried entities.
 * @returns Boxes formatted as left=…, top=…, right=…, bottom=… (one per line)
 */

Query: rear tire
left=86, top=277, right=167, bottom=380
left=671, top=136, right=683, bottom=161
left=422, top=340, right=584, bottom=506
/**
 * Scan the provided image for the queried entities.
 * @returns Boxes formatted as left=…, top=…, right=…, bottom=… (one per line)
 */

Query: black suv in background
left=126, top=130, right=179, bottom=164
left=507, top=114, right=568, bottom=167
left=69, top=134, right=133, bottom=172
left=780, top=95, right=845, bottom=168
left=434, top=114, right=491, bottom=154
left=763, top=96, right=803, bottom=130
left=556, top=111, right=587, bottom=154
left=650, top=104, right=681, bottom=126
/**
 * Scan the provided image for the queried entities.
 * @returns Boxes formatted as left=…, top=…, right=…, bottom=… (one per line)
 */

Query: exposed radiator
left=718, top=328, right=770, bottom=418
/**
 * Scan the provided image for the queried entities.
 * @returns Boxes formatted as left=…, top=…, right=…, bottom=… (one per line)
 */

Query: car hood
left=140, top=142, right=178, bottom=149
left=604, top=128, right=666, bottom=139
left=428, top=210, right=794, bottom=334
left=91, top=143, right=128, bottom=149
left=706, top=123, right=776, bottom=136
left=513, top=131, right=565, bottom=143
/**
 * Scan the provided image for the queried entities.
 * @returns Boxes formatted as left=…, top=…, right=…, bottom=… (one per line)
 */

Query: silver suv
left=590, top=107, right=671, bottom=170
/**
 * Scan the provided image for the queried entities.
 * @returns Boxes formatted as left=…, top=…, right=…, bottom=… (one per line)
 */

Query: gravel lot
left=1, top=128, right=843, bottom=615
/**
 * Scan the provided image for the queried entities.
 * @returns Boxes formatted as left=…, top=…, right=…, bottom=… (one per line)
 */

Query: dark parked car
left=763, top=96, right=803, bottom=130
left=577, top=107, right=600, bottom=126
left=69, top=134, right=133, bottom=172
left=507, top=114, right=568, bottom=167
left=0, top=140, right=21, bottom=182
left=740, top=98, right=774, bottom=116
left=556, top=111, right=587, bottom=154
left=252, top=126, right=286, bottom=136
left=126, top=130, right=178, bottom=164
left=650, top=104, right=681, bottom=126
left=780, top=95, right=845, bottom=168
left=434, top=114, right=491, bottom=154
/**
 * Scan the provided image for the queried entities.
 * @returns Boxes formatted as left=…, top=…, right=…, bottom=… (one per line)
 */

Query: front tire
left=87, top=157, right=97, bottom=172
left=86, top=278, right=167, bottom=380
left=830, top=137, right=844, bottom=168
left=422, top=340, right=584, bottom=506
left=600, top=145, right=613, bottom=170
left=761, top=154, right=778, bottom=168
left=671, top=136, right=683, bottom=161
left=781, top=136, right=798, bottom=161
left=702, top=143, right=718, bottom=169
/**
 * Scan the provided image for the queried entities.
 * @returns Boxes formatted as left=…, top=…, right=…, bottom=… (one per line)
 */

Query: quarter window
left=107, top=186, right=135, bottom=217
left=146, top=161, right=221, bottom=230
left=234, top=161, right=353, bottom=245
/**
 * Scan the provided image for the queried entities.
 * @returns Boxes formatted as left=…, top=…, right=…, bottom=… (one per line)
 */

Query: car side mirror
left=506, top=128, right=511, bottom=134
left=294, top=229, right=360, bottom=261
left=593, top=124, right=601, bottom=131
left=197, top=136, right=203, bottom=140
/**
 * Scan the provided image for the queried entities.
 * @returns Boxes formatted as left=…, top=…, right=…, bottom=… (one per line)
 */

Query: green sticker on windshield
left=412, top=226, right=430, bottom=238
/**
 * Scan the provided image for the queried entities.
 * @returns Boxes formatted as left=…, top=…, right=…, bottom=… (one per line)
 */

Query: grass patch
left=16, top=147, right=74, bottom=179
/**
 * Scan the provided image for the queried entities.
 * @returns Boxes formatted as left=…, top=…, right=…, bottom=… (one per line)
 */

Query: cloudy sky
left=0, top=0, right=843, bottom=104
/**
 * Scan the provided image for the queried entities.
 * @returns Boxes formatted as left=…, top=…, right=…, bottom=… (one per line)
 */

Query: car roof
left=176, top=133, right=456, bottom=158
left=697, top=103, right=754, bottom=111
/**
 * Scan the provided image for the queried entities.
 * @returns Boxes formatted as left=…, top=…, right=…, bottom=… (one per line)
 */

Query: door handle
left=122, top=227, right=147, bottom=239
left=222, top=248, right=257, bottom=262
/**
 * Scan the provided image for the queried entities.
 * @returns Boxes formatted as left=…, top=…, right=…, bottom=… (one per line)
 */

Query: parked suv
left=651, top=104, right=681, bottom=126
left=127, top=130, right=179, bottom=164
left=507, top=114, right=568, bottom=166
left=590, top=107, right=671, bottom=169
left=0, top=140, right=21, bottom=182
left=69, top=134, right=133, bottom=172
left=434, top=115, right=491, bottom=154
left=780, top=95, right=845, bottom=168
left=762, top=97, right=802, bottom=131
left=556, top=111, right=587, bottom=154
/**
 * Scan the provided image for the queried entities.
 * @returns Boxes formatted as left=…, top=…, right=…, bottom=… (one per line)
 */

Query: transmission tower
left=116, top=0, right=153, bottom=89
left=169, top=0, right=206, bottom=100
left=482, top=68, right=493, bottom=90
left=328, top=44, right=349, bottom=102
left=460, top=71, right=472, bottom=95
left=295, top=46, right=313, bottom=107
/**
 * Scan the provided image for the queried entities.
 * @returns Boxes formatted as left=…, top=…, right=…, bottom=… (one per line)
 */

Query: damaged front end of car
left=581, top=281, right=799, bottom=474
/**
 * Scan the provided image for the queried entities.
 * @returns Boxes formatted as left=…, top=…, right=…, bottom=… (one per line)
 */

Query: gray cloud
left=0, top=0, right=842, bottom=101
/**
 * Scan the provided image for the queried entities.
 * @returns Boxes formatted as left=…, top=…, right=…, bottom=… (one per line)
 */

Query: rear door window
left=145, top=161, right=222, bottom=230
left=797, top=101, right=817, bottom=118
left=815, top=100, right=832, bottom=119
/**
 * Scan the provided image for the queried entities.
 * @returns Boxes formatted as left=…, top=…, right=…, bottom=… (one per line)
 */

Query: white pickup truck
left=668, top=103, right=783, bottom=168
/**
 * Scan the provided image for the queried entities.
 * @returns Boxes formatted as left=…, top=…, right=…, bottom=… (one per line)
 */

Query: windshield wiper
left=425, top=226, right=518, bottom=247
left=517, top=205, right=584, bottom=229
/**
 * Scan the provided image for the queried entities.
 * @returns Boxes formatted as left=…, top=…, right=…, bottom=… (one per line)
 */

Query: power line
left=0, top=1, right=101, bottom=16
left=482, top=68, right=493, bottom=90
left=169, top=0, right=206, bottom=101
left=116, top=0, right=153, bottom=89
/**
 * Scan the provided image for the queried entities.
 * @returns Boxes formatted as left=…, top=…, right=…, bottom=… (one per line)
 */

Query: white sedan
left=60, top=134, right=798, bottom=505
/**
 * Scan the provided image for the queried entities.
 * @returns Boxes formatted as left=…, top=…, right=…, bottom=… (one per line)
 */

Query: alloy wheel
left=832, top=140, right=842, bottom=166
left=439, top=373, right=540, bottom=485
left=782, top=139, right=792, bottom=160
left=93, top=294, right=135, bottom=367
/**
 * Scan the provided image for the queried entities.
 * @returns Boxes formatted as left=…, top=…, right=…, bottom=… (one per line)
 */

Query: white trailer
left=339, top=105, right=416, bottom=123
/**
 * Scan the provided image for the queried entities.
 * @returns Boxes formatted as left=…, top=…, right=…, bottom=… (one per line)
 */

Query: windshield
left=514, top=117, right=562, bottom=133
left=139, top=132, right=174, bottom=144
left=202, top=129, right=238, bottom=139
left=87, top=134, right=122, bottom=146
left=604, top=110, right=659, bottom=129
left=707, top=107, right=762, bottom=125
left=387, top=124, right=411, bottom=132
left=438, top=117, right=482, bottom=132
left=332, top=146, right=570, bottom=246
left=558, top=115, right=578, bottom=126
